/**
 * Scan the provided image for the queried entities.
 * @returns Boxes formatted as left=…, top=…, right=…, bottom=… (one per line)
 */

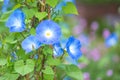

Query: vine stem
left=60, top=50, right=65, bottom=60
left=47, top=6, right=51, bottom=19
left=25, top=74, right=30, bottom=80
left=41, top=54, right=46, bottom=80
left=20, top=32, right=25, bottom=39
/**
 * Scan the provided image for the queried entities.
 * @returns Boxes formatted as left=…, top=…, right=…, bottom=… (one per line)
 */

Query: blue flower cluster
left=6, top=8, right=82, bottom=60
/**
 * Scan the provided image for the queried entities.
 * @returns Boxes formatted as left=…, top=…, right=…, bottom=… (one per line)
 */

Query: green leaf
left=62, top=2, right=78, bottom=15
left=22, top=8, right=37, bottom=19
left=5, top=33, right=17, bottom=44
left=42, top=66, right=54, bottom=75
left=12, top=4, right=21, bottom=10
left=14, top=59, right=35, bottom=76
left=0, top=0, right=3, bottom=2
left=42, top=66, right=54, bottom=80
left=46, top=0, right=58, bottom=8
left=35, top=12, right=48, bottom=21
left=26, top=0, right=35, bottom=3
left=0, top=73, right=19, bottom=80
left=43, top=45, right=53, bottom=55
left=65, top=65, right=83, bottom=80
left=30, top=28, right=36, bottom=35
left=46, top=57, right=61, bottom=66
left=0, top=10, right=13, bottom=22
left=0, top=58, right=7, bottom=66
left=0, top=22, right=9, bottom=33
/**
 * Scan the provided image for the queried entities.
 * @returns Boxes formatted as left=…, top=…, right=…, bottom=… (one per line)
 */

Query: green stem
left=47, top=6, right=51, bottom=19
left=41, top=54, right=46, bottom=80
left=60, top=50, right=65, bottom=60
left=25, top=74, right=30, bottom=80
left=20, top=32, right=25, bottom=39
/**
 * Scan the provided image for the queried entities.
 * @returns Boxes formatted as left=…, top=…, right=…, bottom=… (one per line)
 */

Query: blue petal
left=1, top=0, right=10, bottom=13
left=65, top=56, right=78, bottom=65
left=54, top=0, right=76, bottom=11
left=63, top=76, right=72, bottom=80
left=21, top=35, right=42, bottom=53
left=4, top=0, right=9, bottom=5
left=6, top=9, right=26, bottom=32
left=34, top=54, right=39, bottom=59
left=36, top=20, right=61, bottom=44
left=53, top=42, right=63, bottom=57
left=105, top=33, right=118, bottom=47
left=54, top=1, right=66, bottom=11
left=66, top=36, right=82, bottom=60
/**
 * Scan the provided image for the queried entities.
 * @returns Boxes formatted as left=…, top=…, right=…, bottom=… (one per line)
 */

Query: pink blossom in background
left=83, top=72, right=90, bottom=80
left=79, top=18, right=87, bottom=28
left=90, top=48, right=101, bottom=61
left=96, top=77, right=102, bottom=80
left=78, top=63, right=87, bottom=69
left=106, top=69, right=113, bottom=77
left=90, top=31, right=96, bottom=41
left=81, top=47, right=88, bottom=54
left=103, top=28, right=110, bottom=39
left=73, top=18, right=87, bottom=35
left=90, top=21, right=99, bottom=31
left=73, top=25, right=83, bottom=35
left=78, top=34, right=90, bottom=46
left=112, top=55, right=120, bottom=63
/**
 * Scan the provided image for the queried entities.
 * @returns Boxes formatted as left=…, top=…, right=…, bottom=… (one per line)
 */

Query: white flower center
left=69, top=45, right=76, bottom=54
left=28, top=43, right=36, bottom=50
left=13, top=19, right=21, bottom=28
left=45, top=30, right=53, bottom=38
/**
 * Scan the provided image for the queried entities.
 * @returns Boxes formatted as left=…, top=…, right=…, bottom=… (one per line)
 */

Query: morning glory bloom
left=6, top=9, right=26, bottom=32
left=10, top=52, right=18, bottom=62
left=21, top=35, right=42, bottom=53
left=36, top=20, right=61, bottom=44
left=63, top=76, right=72, bottom=80
left=66, top=36, right=82, bottom=60
left=34, top=54, right=39, bottom=60
left=54, top=0, right=75, bottom=11
left=2, top=0, right=10, bottom=13
left=53, top=43, right=63, bottom=57
left=105, top=33, right=118, bottom=47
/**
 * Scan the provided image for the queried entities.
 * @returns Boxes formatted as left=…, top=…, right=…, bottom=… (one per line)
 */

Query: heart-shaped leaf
left=62, top=2, right=78, bottom=15
left=14, top=59, right=35, bottom=76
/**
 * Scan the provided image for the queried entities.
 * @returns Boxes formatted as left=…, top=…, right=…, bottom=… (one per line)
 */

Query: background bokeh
left=63, top=0, right=120, bottom=80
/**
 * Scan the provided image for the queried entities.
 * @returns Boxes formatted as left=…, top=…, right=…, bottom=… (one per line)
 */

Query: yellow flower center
left=45, top=30, right=53, bottom=38
left=46, top=32, right=51, bottom=37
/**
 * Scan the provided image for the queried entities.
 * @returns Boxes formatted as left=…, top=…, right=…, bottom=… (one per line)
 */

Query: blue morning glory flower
left=54, top=0, right=76, bottom=11
left=34, top=54, right=39, bottom=60
left=6, top=9, right=26, bottom=32
left=66, top=36, right=82, bottom=60
left=53, top=42, right=63, bottom=57
left=2, top=0, right=10, bottom=13
left=54, top=1, right=66, bottom=11
left=105, top=33, right=118, bottom=47
left=63, top=76, right=72, bottom=80
left=10, top=52, right=18, bottom=62
left=21, top=35, right=42, bottom=53
left=36, top=20, right=61, bottom=44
